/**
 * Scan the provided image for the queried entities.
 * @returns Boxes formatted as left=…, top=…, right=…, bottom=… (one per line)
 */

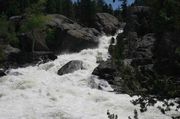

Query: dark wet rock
left=47, top=53, right=57, bottom=61
left=3, top=51, right=57, bottom=68
left=0, top=69, right=6, bottom=77
left=92, top=60, right=116, bottom=83
left=58, top=60, right=84, bottom=75
left=135, top=33, right=155, bottom=58
left=89, top=76, right=114, bottom=91
left=94, top=13, right=120, bottom=35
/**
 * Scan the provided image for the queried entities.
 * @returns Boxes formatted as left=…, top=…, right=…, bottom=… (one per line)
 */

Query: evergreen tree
left=21, top=14, right=47, bottom=58
left=46, top=0, right=73, bottom=18
left=46, top=0, right=56, bottom=13
left=96, top=0, right=105, bottom=12
left=120, top=0, right=127, bottom=20
left=101, top=3, right=114, bottom=15
left=79, top=0, right=97, bottom=26
left=62, top=0, right=73, bottom=18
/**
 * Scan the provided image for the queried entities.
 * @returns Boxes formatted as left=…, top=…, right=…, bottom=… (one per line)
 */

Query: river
left=0, top=30, right=178, bottom=119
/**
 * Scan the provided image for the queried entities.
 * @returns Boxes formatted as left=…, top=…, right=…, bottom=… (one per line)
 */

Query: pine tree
left=96, top=0, right=105, bottom=12
left=46, top=0, right=56, bottom=13
left=62, top=0, right=73, bottom=18
left=79, top=0, right=97, bottom=26
left=120, top=0, right=127, bottom=20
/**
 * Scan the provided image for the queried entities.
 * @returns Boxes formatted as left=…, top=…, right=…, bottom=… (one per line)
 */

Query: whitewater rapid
left=0, top=30, right=178, bottom=119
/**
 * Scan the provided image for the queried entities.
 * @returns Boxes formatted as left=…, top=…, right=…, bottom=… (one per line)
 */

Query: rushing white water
left=0, top=30, right=179, bottom=119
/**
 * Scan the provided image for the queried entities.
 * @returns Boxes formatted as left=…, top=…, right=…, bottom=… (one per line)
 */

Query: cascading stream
left=0, top=30, right=178, bottom=119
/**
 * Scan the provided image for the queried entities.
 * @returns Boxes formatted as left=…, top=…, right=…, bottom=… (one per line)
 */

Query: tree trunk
left=32, top=30, right=36, bottom=60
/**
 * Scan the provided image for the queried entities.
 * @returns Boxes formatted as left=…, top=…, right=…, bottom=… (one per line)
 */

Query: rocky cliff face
left=117, top=6, right=180, bottom=97
left=0, top=13, right=121, bottom=72
left=93, top=6, right=180, bottom=98
left=94, top=13, right=121, bottom=35
left=46, top=14, right=100, bottom=53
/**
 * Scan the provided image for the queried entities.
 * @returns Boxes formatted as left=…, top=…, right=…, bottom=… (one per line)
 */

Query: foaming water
left=0, top=30, right=178, bottom=119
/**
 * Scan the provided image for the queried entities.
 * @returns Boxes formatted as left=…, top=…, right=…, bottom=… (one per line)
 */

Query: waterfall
left=0, top=30, right=177, bottom=119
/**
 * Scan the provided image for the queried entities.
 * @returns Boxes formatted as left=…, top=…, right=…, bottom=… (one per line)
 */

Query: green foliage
left=79, top=0, right=97, bottom=26
left=0, top=16, right=9, bottom=38
left=114, top=34, right=125, bottom=69
left=96, top=0, right=105, bottom=12
left=175, top=47, right=180, bottom=55
left=120, top=0, right=127, bottom=20
left=25, top=0, right=47, bottom=15
left=9, top=33, right=19, bottom=48
left=0, top=16, right=19, bottom=47
left=46, top=0, right=74, bottom=19
left=135, top=0, right=180, bottom=32
left=45, top=28, right=59, bottom=50
left=120, top=65, right=142, bottom=94
left=21, top=14, right=49, bottom=54
left=21, top=14, right=47, bottom=32
left=0, top=0, right=40, bottom=16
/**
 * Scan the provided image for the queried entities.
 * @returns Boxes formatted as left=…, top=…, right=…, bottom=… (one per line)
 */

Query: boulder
left=94, top=13, right=120, bottom=35
left=135, top=33, right=155, bottom=59
left=3, top=45, right=20, bottom=56
left=58, top=60, right=84, bottom=75
left=92, top=60, right=116, bottom=83
left=19, top=29, right=49, bottom=52
left=116, top=32, right=155, bottom=60
left=47, top=14, right=100, bottom=53
left=0, top=69, right=6, bottom=77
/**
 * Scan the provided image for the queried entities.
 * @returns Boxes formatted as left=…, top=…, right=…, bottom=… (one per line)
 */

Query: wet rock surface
left=58, top=60, right=84, bottom=75
left=0, top=69, right=6, bottom=77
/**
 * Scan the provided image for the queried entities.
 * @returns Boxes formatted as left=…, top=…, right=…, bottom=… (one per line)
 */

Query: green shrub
left=21, top=14, right=47, bottom=32
left=0, top=16, right=10, bottom=39
left=8, top=32, right=19, bottom=48
left=175, top=47, right=180, bottom=55
left=0, top=16, right=19, bottom=48
left=45, top=28, right=59, bottom=50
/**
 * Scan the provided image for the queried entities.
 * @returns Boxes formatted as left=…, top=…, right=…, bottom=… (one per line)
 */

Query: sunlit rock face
left=47, top=14, right=100, bottom=53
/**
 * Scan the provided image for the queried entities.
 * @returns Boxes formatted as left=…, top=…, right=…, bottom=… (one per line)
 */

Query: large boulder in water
left=58, top=60, right=84, bottom=75
left=94, top=13, right=120, bottom=35
left=92, top=60, right=116, bottom=84
left=47, top=14, right=100, bottom=53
